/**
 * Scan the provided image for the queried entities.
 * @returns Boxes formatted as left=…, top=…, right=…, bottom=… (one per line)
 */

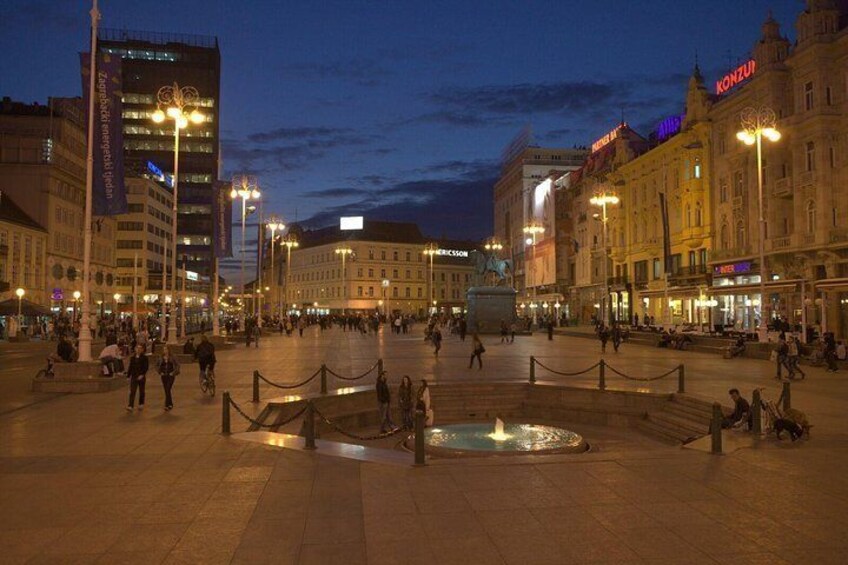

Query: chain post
left=677, top=364, right=685, bottom=394
left=222, top=391, right=231, bottom=435
left=782, top=380, right=791, bottom=412
left=378, top=358, right=384, bottom=376
left=598, top=359, right=606, bottom=391
left=752, top=389, right=763, bottom=435
left=320, top=364, right=328, bottom=395
left=304, top=401, right=317, bottom=450
left=711, top=402, right=723, bottom=454
left=252, top=370, right=260, bottom=403
left=529, top=356, right=536, bottom=383
left=414, top=409, right=426, bottom=466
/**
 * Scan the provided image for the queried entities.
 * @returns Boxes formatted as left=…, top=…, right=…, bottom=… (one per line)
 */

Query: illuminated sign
left=656, top=113, right=685, bottom=141
left=185, top=271, right=199, bottom=281
left=146, top=161, right=173, bottom=187
left=51, top=288, right=64, bottom=301
left=713, top=261, right=753, bottom=276
left=715, top=59, right=756, bottom=95
left=591, top=124, right=625, bottom=153
left=435, top=249, right=469, bottom=258
left=340, top=216, right=364, bottom=230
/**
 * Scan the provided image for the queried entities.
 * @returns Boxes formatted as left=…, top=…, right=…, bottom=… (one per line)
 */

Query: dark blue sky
left=2, top=0, right=801, bottom=280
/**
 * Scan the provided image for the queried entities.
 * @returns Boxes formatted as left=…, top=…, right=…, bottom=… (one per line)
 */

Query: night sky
left=2, top=0, right=800, bottom=282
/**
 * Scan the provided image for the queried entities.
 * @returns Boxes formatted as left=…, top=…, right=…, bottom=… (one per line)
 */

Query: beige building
left=0, top=97, right=117, bottom=315
left=707, top=2, right=848, bottom=338
left=0, top=191, right=48, bottom=307
left=273, top=221, right=477, bottom=316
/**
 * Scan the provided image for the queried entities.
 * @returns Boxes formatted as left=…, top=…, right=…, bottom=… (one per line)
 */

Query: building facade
left=0, top=97, right=117, bottom=314
left=99, top=29, right=221, bottom=280
left=0, top=191, right=48, bottom=307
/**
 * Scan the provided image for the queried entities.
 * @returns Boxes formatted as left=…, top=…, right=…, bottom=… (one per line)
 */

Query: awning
left=0, top=298, right=52, bottom=316
left=814, top=278, right=848, bottom=291
left=636, top=286, right=702, bottom=298
left=118, top=302, right=156, bottom=314
left=709, top=279, right=803, bottom=296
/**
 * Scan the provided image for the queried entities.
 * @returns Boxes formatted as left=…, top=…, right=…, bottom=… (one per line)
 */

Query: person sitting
left=657, top=331, right=672, bottom=348
left=56, top=337, right=76, bottom=363
left=722, top=388, right=751, bottom=430
left=182, top=337, right=196, bottom=356
left=728, top=336, right=746, bottom=358
left=98, top=343, right=123, bottom=376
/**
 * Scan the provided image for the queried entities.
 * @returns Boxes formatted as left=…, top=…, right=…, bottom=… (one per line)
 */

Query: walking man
left=126, top=344, right=149, bottom=412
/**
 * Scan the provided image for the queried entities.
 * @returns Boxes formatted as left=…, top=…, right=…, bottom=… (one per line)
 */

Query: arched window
left=685, top=204, right=692, bottom=227
left=695, top=202, right=702, bottom=227
left=806, top=201, right=816, bottom=234
left=736, top=221, right=746, bottom=248
left=720, top=223, right=729, bottom=249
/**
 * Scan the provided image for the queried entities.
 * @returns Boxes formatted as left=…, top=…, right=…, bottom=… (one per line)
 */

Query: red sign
left=591, top=124, right=625, bottom=153
left=715, top=60, right=756, bottom=95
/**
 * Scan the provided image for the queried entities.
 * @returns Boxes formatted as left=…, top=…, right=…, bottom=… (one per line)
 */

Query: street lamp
left=267, top=220, right=285, bottom=319
left=113, top=293, right=120, bottom=318
left=423, top=243, right=438, bottom=315
left=737, top=106, right=781, bottom=342
left=231, top=175, right=260, bottom=327
left=15, top=288, right=24, bottom=332
left=335, top=246, right=353, bottom=312
left=151, top=83, right=204, bottom=344
left=281, top=234, right=299, bottom=317
left=589, top=193, right=619, bottom=326
left=382, top=278, right=390, bottom=317
left=522, top=223, right=545, bottom=327
left=72, top=290, right=81, bottom=321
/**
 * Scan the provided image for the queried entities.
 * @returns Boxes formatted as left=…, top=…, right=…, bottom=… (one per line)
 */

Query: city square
left=3, top=0, right=848, bottom=563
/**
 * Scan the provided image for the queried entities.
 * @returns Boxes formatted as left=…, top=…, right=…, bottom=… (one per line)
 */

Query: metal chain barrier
left=533, top=359, right=601, bottom=376
left=603, top=362, right=680, bottom=382
left=255, top=368, right=322, bottom=390
left=324, top=359, right=381, bottom=381
left=228, top=396, right=309, bottom=429
left=311, top=404, right=406, bottom=441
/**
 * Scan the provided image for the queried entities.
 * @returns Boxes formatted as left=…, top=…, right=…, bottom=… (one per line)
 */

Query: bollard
left=222, top=391, right=231, bottom=435
left=529, top=356, right=536, bottom=384
left=304, top=401, right=317, bottom=450
left=711, top=402, right=723, bottom=454
left=677, top=365, right=685, bottom=394
left=782, top=380, right=791, bottom=412
left=414, top=409, right=426, bottom=466
left=378, top=358, right=384, bottom=376
left=252, top=371, right=260, bottom=403
left=320, top=364, right=328, bottom=395
left=752, top=389, right=762, bottom=435
left=598, top=359, right=606, bottom=391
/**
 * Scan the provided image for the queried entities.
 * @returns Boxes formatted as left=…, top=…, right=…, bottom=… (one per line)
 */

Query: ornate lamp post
left=335, top=246, right=353, bottom=312
left=151, top=83, right=205, bottom=344
left=72, top=290, right=81, bottom=321
left=423, top=243, right=438, bottom=315
left=522, top=223, right=545, bottom=327
left=281, top=234, right=299, bottom=317
left=230, top=176, right=260, bottom=328
left=737, top=106, right=781, bottom=342
left=15, top=288, right=24, bottom=332
left=267, top=220, right=285, bottom=318
left=589, top=193, right=619, bottom=326
left=113, top=293, right=120, bottom=318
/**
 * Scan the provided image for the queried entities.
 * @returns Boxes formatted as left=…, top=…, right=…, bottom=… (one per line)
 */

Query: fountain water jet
left=488, top=417, right=510, bottom=441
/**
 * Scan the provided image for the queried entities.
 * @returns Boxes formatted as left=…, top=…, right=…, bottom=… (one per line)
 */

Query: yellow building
left=0, top=191, right=48, bottom=308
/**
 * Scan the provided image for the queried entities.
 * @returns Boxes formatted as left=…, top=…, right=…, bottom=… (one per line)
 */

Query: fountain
left=411, top=418, right=588, bottom=457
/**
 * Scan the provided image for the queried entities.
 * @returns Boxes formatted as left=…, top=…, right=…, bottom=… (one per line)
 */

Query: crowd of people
left=375, top=372, right=433, bottom=433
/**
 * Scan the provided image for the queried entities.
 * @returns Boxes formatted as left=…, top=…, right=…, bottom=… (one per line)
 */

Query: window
left=368, top=286, right=374, bottom=297
left=417, top=287, right=423, bottom=298
left=392, top=287, right=398, bottom=298
left=392, top=269, right=398, bottom=278
left=695, top=203, right=702, bottom=227
left=806, top=142, right=816, bottom=172
left=733, top=171, right=744, bottom=197
left=694, top=158, right=701, bottom=179
left=405, top=251, right=410, bottom=261
left=368, top=268, right=374, bottom=277
left=393, top=251, right=398, bottom=261
left=833, top=208, right=838, bottom=227
left=405, top=287, right=410, bottom=298
left=380, top=250, right=386, bottom=260
left=805, top=82, right=814, bottom=111
left=736, top=221, right=746, bottom=247
left=368, top=249, right=374, bottom=260
left=826, top=86, right=832, bottom=106
left=830, top=146, right=836, bottom=168
left=357, top=286, right=363, bottom=297
left=357, top=268, right=363, bottom=277
left=806, top=201, right=816, bottom=235
left=652, top=258, right=661, bottom=279
left=685, top=204, right=692, bottom=228
left=380, top=269, right=385, bottom=278
left=405, top=269, right=411, bottom=279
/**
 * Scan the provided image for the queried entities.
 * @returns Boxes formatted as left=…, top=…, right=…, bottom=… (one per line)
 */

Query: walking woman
left=469, top=332, right=485, bottom=369
left=126, top=344, right=149, bottom=412
left=399, top=375, right=414, bottom=430
left=417, top=379, right=434, bottom=426
left=157, top=346, right=180, bottom=411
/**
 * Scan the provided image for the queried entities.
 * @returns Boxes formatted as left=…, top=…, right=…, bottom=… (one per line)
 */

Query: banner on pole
left=80, top=51, right=127, bottom=216
left=659, top=192, right=672, bottom=273
left=212, top=181, right=233, bottom=258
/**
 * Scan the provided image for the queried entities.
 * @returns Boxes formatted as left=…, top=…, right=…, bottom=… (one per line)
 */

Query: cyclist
left=194, top=334, right=217, bottom=387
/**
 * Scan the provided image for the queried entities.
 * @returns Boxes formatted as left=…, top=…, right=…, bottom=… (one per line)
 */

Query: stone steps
left=639, top=395, right=715, bottom=445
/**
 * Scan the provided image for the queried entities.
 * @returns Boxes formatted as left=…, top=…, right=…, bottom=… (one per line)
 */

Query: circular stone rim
left=405, top=422, right=589, bottom=458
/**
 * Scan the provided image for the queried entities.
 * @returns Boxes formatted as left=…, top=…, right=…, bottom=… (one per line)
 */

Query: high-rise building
left=99, top=29, right=221, bottom=280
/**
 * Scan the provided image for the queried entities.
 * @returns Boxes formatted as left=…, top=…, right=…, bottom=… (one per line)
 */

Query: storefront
left=812, top=279, right=848, bottom=340
left=710, top=273, right=803, bottom=334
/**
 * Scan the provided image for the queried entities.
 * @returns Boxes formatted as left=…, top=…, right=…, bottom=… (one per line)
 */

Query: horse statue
left=471, top=250, right=513, bottom=287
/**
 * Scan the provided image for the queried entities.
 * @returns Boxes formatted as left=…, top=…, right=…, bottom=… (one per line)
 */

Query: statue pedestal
left=466, top=287, right=516, bottom=334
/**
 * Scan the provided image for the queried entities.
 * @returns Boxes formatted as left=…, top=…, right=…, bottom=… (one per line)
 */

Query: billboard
left=340, top=216, right=364, bottom=230
left=212, top=181, right=233, bottom=258
left=525, top=178, right=556, bottom=288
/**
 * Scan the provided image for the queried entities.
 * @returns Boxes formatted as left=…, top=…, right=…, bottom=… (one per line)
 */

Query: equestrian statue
left=470, top=250, right=512, bottom=287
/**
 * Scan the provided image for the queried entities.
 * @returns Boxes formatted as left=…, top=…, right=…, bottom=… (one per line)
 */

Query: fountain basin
left=413, top=422, right=588, bottom=457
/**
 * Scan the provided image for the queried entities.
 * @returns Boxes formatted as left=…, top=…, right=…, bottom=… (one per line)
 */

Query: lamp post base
left=167, top=322, right=179, bottom=345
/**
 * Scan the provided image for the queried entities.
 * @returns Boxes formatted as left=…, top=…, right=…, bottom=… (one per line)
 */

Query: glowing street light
left=267, top=219, right=285, bottom=318
left=15, top=288, right=24, bottom=330
left=280, top=234, right=299, bottom=317
left=423, top=243, right=438, bottom=314
left=231, top=175, right=260, bottom=327
left=335, top=246, right=353, bottom=312
left=522, top=223, right=545, bottom=326
left=737, top=106, right=780, bottom=342
left=589, top=193, right=619, bottom=326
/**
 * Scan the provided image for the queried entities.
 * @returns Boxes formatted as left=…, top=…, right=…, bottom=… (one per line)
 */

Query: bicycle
left=200, top=364, right=216, bottom=396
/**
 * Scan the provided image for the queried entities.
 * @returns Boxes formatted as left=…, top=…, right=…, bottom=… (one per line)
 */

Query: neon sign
left=435, top=249, right=469, bottom=258
left=713, top=261, right=753, bottom=276
left=715, top=60, right=756, bottom=95
left=656, top=113, right=685, bottom=141
left=591, top=124, right=625, bottom=153
left=146, top=161, right=173, bottom=187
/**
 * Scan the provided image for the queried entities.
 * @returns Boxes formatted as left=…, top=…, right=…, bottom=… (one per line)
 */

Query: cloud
left=281, top=58, right=394, bottom=87
left=299, top=187, right=371, bottom=199
left=247, top=126, right=354, bottom=143
left=5, top=1, right=75, bottom=28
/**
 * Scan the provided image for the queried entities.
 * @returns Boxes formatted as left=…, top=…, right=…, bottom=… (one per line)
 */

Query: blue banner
left=81, top=51, right=127, bottom=216
left=212, top=181, right=233, bottom=258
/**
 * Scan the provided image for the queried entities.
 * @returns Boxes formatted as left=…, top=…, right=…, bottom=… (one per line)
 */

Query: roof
left=0, top=192, right=46, bottom=232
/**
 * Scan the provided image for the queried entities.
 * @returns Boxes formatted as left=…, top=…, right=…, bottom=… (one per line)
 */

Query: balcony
left=773, top=177, right=792, bottom=198
left=830, top=228, right=848, bottom=244
left=770, top=236, right=792, bottom=251
left=668, top=264, right=711, bottom=286
left=732, top=196, right=744, bottom=210
left=607, top=275, right=629, bottom=288
left=798, top=171, right=816, bottom=189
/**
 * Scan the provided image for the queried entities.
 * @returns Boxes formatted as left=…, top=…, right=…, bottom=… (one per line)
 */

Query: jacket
left=376, top=378, right=390, bottom=403
left=158, top=356, right=180, bottom=377
left=127, top=354, right=149, bottom=378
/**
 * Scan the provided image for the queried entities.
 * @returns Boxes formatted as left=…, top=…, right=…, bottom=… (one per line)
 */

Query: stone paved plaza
left=2, top=326, right=848, bottom=564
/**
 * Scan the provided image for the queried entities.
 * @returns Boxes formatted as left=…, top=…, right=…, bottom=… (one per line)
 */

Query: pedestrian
left=398, top=375, right=414, bottom=430
left=824, top=332, right=839, bottom=372
left=376, top=372, right=396, bottom=433
left=417, top=379, right=434, bottom=426
left=612, top=323, right=622, bottom=352
left=598, top=324, right=610, bottom=353
left=774, top=333, right=791, bottom=379
left=253, top=324, right=260, bottom=348
left=469, top=332, right=485, bottom=369
left=547, top=319, right=554, bottom=341
left=432, top=326, right=442, bottom=357
left=787, top=336, right=805, bottom=380
left=157, top=346, right=179, bottom=411
left=510, top=321, right=516, bottom=343
left=500, top=321, right=508, bottom=343
left=126, top=344, right=149, bottom=412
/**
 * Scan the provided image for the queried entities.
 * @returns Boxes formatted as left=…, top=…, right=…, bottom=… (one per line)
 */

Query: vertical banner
left=659, top=192, right=672, bottom=273
left=80, top=52, right=127, bottom=216
left=212, top=181, right=233, bottom=258
left=526, top=178, right=556, bottom=287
